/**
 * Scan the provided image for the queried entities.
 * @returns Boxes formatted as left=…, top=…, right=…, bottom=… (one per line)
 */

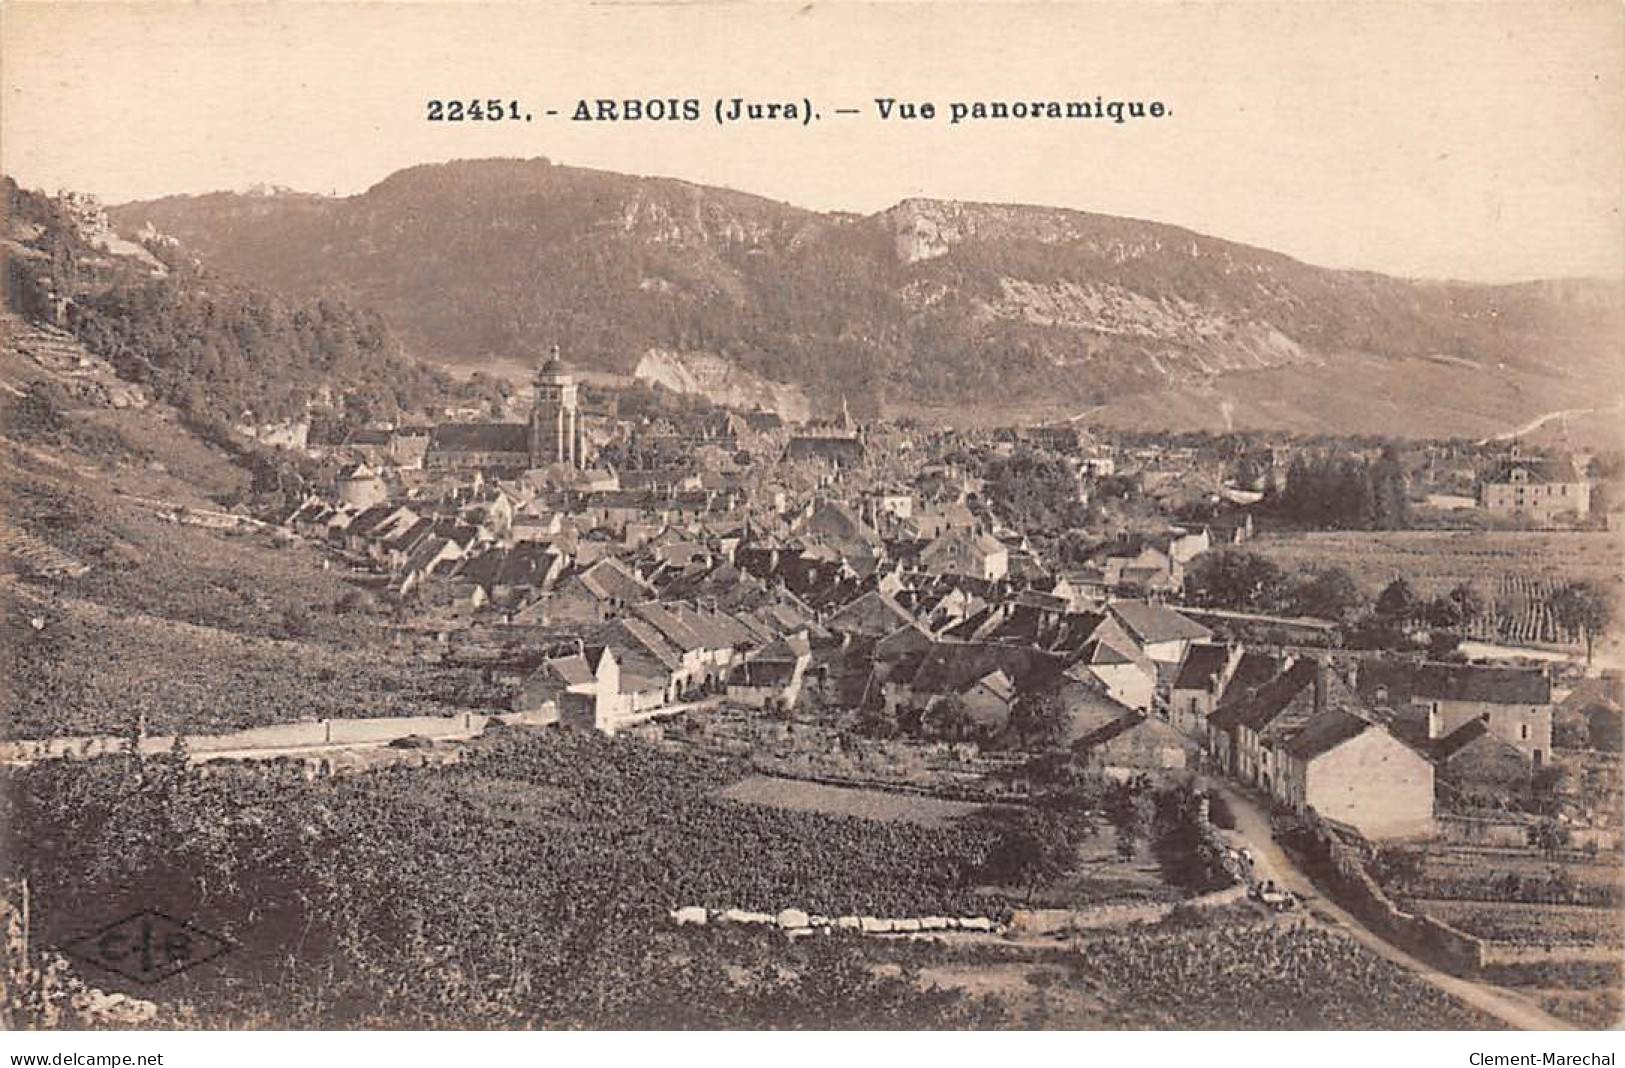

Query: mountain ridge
left=105, top=157, right=1624, bottom=433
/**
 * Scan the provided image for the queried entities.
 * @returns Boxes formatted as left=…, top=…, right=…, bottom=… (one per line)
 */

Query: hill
left=0, top=310, right=498, bottom=741
left=109, top=157, right=1624, bottom=433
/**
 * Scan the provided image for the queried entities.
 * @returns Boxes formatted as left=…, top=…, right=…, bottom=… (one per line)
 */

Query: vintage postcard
left=1, top=0, right=1622, bottom=1044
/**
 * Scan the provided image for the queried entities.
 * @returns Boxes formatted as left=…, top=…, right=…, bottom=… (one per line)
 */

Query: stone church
left=425, top=347, right=585, bottom=472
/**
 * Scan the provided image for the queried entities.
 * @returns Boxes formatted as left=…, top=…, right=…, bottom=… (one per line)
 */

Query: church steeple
left=530, top=343, right=580, bottom=468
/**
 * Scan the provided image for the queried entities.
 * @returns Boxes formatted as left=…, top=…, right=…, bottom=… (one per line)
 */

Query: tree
left=924, top=695, right=973, bottom=743
left=981, top=816, right=1075, bottom=902
left=1184, top=549, right=1285, bottom=611
left=10, top=380, right=69, bottom=441
left=982, top=448, right=1084, bottom=533
left=1285, top=566, right=1364, bottom=621
left=1113, top=792, right=1157, bottom=862
left=1008, top=689, right=1070, bottom=750
left=1550, top=580, right=1615, bottom=666
left=1527, top=817, right=1570, bottom=858
left=1375, top=576, right=1418, bottom=622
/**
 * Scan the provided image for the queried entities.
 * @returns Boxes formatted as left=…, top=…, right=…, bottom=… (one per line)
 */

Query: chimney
left=1313, top=660, right=1329, bottom=714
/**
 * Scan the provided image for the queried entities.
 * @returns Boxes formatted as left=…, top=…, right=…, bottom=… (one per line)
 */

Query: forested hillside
left=108, top=157, right=1624, bottom=428
left=4, top=177, right=472, bottom=429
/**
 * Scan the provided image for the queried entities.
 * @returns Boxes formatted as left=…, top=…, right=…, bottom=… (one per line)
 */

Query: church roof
left=428, top=422, right=529, bottom=454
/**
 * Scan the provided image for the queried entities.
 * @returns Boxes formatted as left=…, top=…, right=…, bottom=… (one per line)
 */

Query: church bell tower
left=530, top=344, right=581, bottom=468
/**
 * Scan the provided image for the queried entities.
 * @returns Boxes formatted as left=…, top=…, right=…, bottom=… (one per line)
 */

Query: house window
left=1520, top=723, right=1529, bottom=741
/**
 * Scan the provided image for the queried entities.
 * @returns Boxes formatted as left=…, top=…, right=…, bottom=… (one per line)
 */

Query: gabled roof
left=427, top=422, right=530, bottom=454
left=1282, top=709, right=1375, bottom=760
left=577, top=557, right=653, bottom=603
left=595, top=617, right=684, bottom=671
left=825, top=590, right=916, bottom=639
left=634, top=602, right=708, bottom=652
left=1484, top=456, right=1583, bottom=484
left=347, top=503, right=404, bottom=538
left=903, top=641, right=1061, bottom=697
left=1172, top=643, right=1232, bottom=692
left=548, top=654, right=597, bottom=688
left=1217, top=659, right=1319, bottom=733
left=1218, top=651, right=1287, bottom=708
left=1360, top=659, right=1553, bottom=706
left=1432, top=717, right=1496, bottom=762
left=1110, top=601, right=1213, bottom=646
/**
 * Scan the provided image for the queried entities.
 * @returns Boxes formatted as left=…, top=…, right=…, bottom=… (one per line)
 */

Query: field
left=1248, top=529, right=1625, bottom=600
left=1408, top=847, right=1625, bottom=907
left=5, top=591, right=502, bottom=739
left=1, top=426, right=506, bottom=740
left=1410, top=900, right=1624, bottom=947
left=1395, top=846, right=1625, bottom=1028
left=4, top=728, right=1510, bottom=1029
left=718, top=775, right=986, bottom=828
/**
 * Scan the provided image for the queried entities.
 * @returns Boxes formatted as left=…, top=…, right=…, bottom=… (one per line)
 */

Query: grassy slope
left=1074, top=352, right=1613, bottom=442
left=1, top=401, right=500, bottom=740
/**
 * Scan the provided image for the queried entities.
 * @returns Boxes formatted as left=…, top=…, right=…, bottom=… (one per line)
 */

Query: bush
left=1207, top=793, right=1237, bottom=830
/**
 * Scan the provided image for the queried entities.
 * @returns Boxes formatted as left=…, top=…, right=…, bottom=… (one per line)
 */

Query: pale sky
left=3, top=1, right=1622, bottom=282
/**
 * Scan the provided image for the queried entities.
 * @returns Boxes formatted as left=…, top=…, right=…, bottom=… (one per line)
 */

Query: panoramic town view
left=3, top=0, right=1625, bottom=1042
left=1, top=155, right=1621, bottom=1031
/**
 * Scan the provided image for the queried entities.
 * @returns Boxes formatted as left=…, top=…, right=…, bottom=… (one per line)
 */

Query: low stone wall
left=0, top=708, right=559, bottom=765
left=1285, top=817, right=1487, bottom=973
left=1477, top=942, right=1624, bottom=967
left=1436, top=815, right=1621, bottom=854
left=670, top=907, right=1001, bottom=935
left=1009, top=884, right=1250, bottom=936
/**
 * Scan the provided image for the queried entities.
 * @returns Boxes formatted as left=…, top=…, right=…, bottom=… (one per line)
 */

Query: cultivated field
left=1408, top=846, right=1624, bottom=906
left=1410, top=900, right=1624, bottom=947
left=1249, top=528, right=1625, bottom=599
left=718, top=774, right=985, bottom=828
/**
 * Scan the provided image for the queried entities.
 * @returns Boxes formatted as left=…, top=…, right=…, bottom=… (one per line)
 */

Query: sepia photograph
left=1, top=0, right=1623, bottom=1045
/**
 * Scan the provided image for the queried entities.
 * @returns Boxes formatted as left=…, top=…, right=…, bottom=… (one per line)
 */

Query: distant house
left=919, top=527, right=1009, bottom=582
left=1434, top=716, right=1533, bottom=803
left=783, top=435, right=865, bottom=468
left=883, top=642, right=1056, bottom=733
left=1275, top=708, right=1435, bottom=841
left=824, top=590, right=918, bottom=644
left=335, top=462, right=388, bottom=509
left=1075, top=711, right=1199, bottom=777
left=1169, top=643, right=1243, bottom=737
left=1067, top=627, right=1158, bottom=712
left=1555, top=675, right=1623, bottom=752
left=1478, top=454, right=1590, bottom=523
left=1108, top=601, right=1214, bottom=667
left=545, top=558, right=655, bottom=625
left=1357, top=659, right=1554, bottom=766
left=1203, top=651, right=1294, bottom=770
left=726, top=632, right=813, bottom=710
left=515, top=644, right=625, bottom=731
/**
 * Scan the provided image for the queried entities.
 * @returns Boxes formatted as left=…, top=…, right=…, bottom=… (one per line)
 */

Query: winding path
left=1475, top=405, right=1615, bottom=447
left=1208, top=781, right=1573, bottom=1032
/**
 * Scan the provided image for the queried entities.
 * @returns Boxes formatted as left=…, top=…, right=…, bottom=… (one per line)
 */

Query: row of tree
left=1264, top=448, right=1411, bottom=530
left=1186, top=548, right=1616, bottom=661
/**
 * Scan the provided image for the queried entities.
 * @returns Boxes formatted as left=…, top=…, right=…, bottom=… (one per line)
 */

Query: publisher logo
left=61, top=910, right=232, bottom=984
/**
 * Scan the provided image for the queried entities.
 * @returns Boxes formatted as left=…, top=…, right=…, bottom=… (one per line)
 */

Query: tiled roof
left=1360, top=659, right=1552, bottom=706
left=1282, top=708, right=1374, bottom=760
left=427, top=422, right=529, bottom=454
left=1172, top=643, right=1232, bottom=692
left=1110, top=601, right=1213, bottom=646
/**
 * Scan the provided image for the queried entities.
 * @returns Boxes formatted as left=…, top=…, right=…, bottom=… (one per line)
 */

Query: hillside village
left=235, top=348, right=1618, bottom=845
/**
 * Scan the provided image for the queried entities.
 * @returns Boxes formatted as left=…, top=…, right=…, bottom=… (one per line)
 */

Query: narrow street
left=1207, top=781, right=1573, bottom=1032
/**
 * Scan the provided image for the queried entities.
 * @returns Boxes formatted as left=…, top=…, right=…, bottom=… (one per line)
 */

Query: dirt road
left=1209, top=781, right=1573, bottom=1031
